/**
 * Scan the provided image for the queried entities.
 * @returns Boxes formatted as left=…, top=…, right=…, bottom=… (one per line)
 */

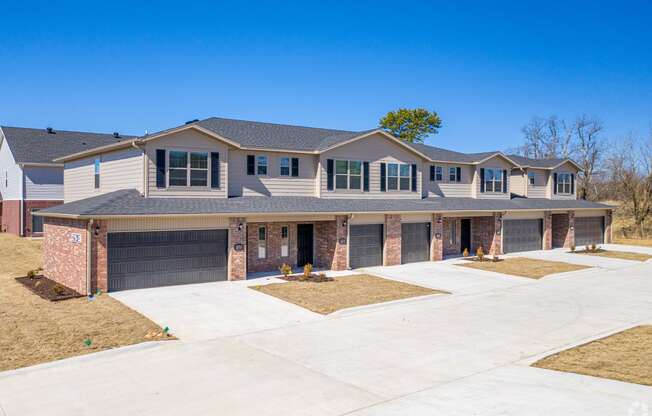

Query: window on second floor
left=94, top=158, right=100, bottom=189
left=5, top=170, right=8, bottom=187
left=556, top=172, right=572, bottom=194
left=256, top=156, right=268, bottom=175
left=386, top=163, right=411, bottom=191
left=169, top=150, right=208, bottom=187
left=528, top=172, right=535, bottom=185
left=335, top=160, right=362, bottom=190
left=435, top=166, right=442, bottom=181
left=280, top=157, right=290, bottom=176
left=449, top=167, right=459, bottom=182
left=483, top=168, right=503, bottom=193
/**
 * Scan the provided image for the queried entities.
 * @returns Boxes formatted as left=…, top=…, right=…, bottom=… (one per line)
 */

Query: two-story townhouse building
left=36, top=117, right=613, bottom=295
left=0, top=126, right=129, bottom=236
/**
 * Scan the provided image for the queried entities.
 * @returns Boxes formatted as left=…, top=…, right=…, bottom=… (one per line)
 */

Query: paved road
left=0, top=247, right=650, bottom=415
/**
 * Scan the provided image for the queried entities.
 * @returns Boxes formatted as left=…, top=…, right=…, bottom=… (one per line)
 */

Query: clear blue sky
left=1, top=1, right=650, bottom=153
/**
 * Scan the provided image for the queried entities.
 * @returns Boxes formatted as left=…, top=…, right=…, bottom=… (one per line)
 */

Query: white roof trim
left=318, top=129, right=432, bottom=160
left=473, top=153, right=520, bottom=166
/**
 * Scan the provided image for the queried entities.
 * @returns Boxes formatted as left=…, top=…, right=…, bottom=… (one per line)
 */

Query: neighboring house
left=36, top=117, right=613, bottom=295
left=0, top=126, right=130, bottom=236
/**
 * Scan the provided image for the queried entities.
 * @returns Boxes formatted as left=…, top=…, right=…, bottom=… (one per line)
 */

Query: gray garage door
left=108, top=229, right=228, bottom=292
left=575, top=216, right=604, bottom=246
left=349, top=224, right=383, bottom=269
left=401, top=222, right=431, bottom=264
left=503, top=219, right=542, bottom=254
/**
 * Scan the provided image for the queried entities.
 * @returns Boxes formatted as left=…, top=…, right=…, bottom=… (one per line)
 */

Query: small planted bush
left=570, top=244, right=576, bottom=253
left=279, top=263, right=292, bottom=278
left=492, top=254, right=500, bottom=262
left=463, top=248, right=469, bottom=257
left=52, top=284, right=67, bottom=296
left=301, top=263, right=313, bottom=281
left=476, top=247, right=485, bottom=262
left=590, top=244, right=598, bottom=253
left=26, top=270, right=37, bottom=279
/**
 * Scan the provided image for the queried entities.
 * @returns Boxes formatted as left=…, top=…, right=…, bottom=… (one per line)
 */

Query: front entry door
left=460, top=219, right=471, bottom=254
left=297, top=224, right=314, bottom=267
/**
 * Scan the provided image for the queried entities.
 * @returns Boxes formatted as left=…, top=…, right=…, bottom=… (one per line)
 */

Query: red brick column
left=430, top=214, right=443, bottom=261
left=228, top=217, right=247, bottom=280
left=567, top=210, right=575, bottom=248
left=543, top=211, right=552, bottom=250
left=605, top=210, right=613, bottom=243
left=91, top=220, right=108, bottom=293
left=383, top=214, right=402, bottom=266
left=332, top=215, right=348, bottom=270
left=43, top=218, right=89, bottom=295
left=491, top=212, right=503, bottom=255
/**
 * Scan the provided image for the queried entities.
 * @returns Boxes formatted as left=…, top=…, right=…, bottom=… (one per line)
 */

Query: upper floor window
left=5, top=170, right=8, bottom=187
left=386, top=163, right=411, bottom=191
left=483, top=168, right=503, bottom=193
left=435, top=166, right=442, bottom=181
left=335, top=160, right=362, bottom=190
left=557, top=173, right=572, bottom=194
left=257, top=156, right=268, bottom=175
left=169, top=150, right=208, bottom=187
left=94, top=158, right=100, bottom=189
left=449, top=167, right=458, bottom=182
left=280, top=157, right=290, bottom=176
left=528, top=172, right=535, bottom=185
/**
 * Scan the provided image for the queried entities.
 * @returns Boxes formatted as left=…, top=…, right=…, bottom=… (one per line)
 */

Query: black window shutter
left=502, top=169, right=508, bottom=193
left=430, top=165, right=435, bottom=181
left=363, top=161, right=370, bottom=192
left=247, top=155, right=255, bottom=175
left=291, top=158, right=299, bottom=177
left=156, top=149, right=166, bottom=188
left=380, top=163, right=386, bottom=192
left=456, top=167, right=462, bottom=182
left=480, top=168, right=485, bottom=193
left=326, top=159, right=334, bottom=190
left=570, top=173, right=575, bottom=194
left=411, top=164, right=417, bottom=192
left=553, top=173, right=558, bottom=194
left=211, top=152, right=220, bottom=189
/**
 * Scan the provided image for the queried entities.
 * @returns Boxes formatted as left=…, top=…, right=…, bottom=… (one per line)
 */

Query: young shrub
left=302, top=263, right=313, bottom=281
left=463, top=248, right=469, bottom=257
left=570, top=244, right=576, bottom=253
left=492, top=254, right=500, bottom=262
left=26, top=270, right=36, bottom=279
left=52, top=284, right=67, bottom=296
left=278, top=263, right=292, bottom=278
left=316, top=272, right=328, bottom=282
left=591, top=244, right=598, bottom=253
left=585, top=245, right=590, bottom=253
left=476, top=247, right=485, bottom=262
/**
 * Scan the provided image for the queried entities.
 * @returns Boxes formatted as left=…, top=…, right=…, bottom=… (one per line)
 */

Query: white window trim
left=386, top=162, right=412, bottom=192
left=334, top=159, right=363, bottom=191
left=256, top=155, right=268, bottom=176
left=483, top=167, right=504, bottom=193
left=167, top=149, right=211, bottom=188
left=435, top=166, right=443, bottom=181
left=557, top=172, right=572, bottom=195
left=448, top=167, right=458, bottom=182
left=279, top=157, right=290, bottom=176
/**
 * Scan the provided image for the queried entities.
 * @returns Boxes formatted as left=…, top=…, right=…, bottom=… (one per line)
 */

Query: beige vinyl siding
left=320, top=133, right=424, bottom=199
left=509, top=169, right=526, bottom=197
left=575, top=209, right=607, bottom=218
left=423, top=163, right=473, bottom=198
left=246, top=214, right=336, bottom=222
left=474, top=156, right=512, bottom=200
left=503, top=211, right=544, bottom=220
left=145, top=129, right=229, bottom=198
left=349, top=213, right=385, bottom=224
left=63, top=148, right=143, bottom=203
left=23, top=166, right=63, bottom=200
left=402, top=213, right=433, bottom=223
left=527, top=168, right=549, bottom=199
left=228, top=150, right=317, bottom=197
left=550, top=162, right=578, bottom=200
left=106, top=216, right=229, bottom=232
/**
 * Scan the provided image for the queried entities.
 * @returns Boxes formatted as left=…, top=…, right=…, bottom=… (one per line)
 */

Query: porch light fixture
left=342, top=220, right=347, bottom=227
left=237, top=223, right=244, bottom=231
left=94, top=223, right=101, bottom=236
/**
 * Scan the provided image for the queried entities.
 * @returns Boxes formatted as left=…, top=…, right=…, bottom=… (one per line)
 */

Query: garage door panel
left=349, top=224, right=383, bottom=269
left=503, top=219, right=542, bottom=253
left=401, top=222, right=430, bottom=264
left=575, top=217, right=604, bottom=246
left=108, top=229, right=228, bottom=292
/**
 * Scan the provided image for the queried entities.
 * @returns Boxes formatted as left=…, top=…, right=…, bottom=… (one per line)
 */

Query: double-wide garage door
left=108, top=229, right=228, bottom=292
left=349, top=224, right=383, bottom=269
left=401, top=222, right=430, bottom=264
left=503, top=219, right=542, bottom=254
left=575, top=216, right=604, bottom=246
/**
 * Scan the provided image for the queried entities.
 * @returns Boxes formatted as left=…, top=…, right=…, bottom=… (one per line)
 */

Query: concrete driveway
left=1, top=246, right=651, bottom=415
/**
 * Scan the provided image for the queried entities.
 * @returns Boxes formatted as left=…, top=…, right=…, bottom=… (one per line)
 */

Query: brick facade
left=24, top=200, right=63, bottom=236
left=543, top=211, right=552, bottom=250
left=605, top=210, right=613, bottom=243
left=383, top=214, right=402, bottom=266
left=332, top=216, right=348, bottom=270
left=228, top=217, right=247, bottom=280
left=442, top=217, right=461, bottom=256
left=430, top=214, right=443, bottom=261
left=552, top=212, right=574, bottom=248
left=314, top=220, right=336, bottom=269
left=490, top=213, right=502, bottom=255
left=0, top=200, right=20, bottom=235
left=91, top=220, right=108, bottom=292
left=470, top=216, right=496, bottom=255
left=43, top=218, right=89, bottom=294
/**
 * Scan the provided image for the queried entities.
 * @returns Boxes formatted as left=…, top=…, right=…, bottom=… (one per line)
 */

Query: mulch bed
left=278, top=273, right=335, bottom=283
left=15, top=275, right=83, bottom=301
left=462, top=256, right=504, bottom=263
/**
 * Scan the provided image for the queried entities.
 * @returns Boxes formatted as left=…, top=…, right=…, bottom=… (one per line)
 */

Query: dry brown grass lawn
left=533, top=325, right=652, bottom=386
left=0, top=234, right=173, bottom=372
left=250, top=274, right=446, bottom=314
left=614, top=238, right=652, bottom=248
left=459, top=257, right=590, bottom=279
left=575, top=249, right=652, bottom=262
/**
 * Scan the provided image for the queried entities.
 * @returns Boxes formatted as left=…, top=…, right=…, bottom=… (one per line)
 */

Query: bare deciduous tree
left=572, top=115, right=604, bottom=199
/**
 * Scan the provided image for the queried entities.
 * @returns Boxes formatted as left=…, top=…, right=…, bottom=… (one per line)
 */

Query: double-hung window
left=280, top=226, right=289, bottom=257
left=94, top=158, right=100, bottom=189
left=257, top=156, right=268, bottom=175
left=449, top=167, right=458, bottom=182
left=280, top=157, right=290, bottom=176
left=335, top=160, right=362, bottom=190
left=528, top=172, right=535, bottom=186
left=557, top=173, right=572, bottom=194
left=258, top=226, right=267, bottom=259
left=435, top=166, right=442, bottom=181
left=484, top=168, right=503, bottom=192
left=169, top=151, right=209, bottom=187
left=449, top=220, right=457, bottom=245
left=386, top=163, right=410, bottom=191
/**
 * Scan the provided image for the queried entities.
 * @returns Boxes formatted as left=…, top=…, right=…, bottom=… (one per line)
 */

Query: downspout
left=86, top=219, right=94, bottom=296
left=19, top=167, right=24, bottom=237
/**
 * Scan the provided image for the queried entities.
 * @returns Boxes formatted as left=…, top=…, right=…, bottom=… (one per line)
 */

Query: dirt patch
left=0, top=234, right=175, bottom=372
left=250, top=274, right=447, bottom=314
left=573, top=249, right=652, bottom=262
left=533, top=325, right=652, bottom=386
left=459, top=257, right=590, bottom=279
left=16, top=275, right=83, bottom=301
left=278, top=273, right=334, bottom=282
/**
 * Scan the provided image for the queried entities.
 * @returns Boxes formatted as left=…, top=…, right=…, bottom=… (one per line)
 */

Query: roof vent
left=185, top=119, right=199, bottom=125
left=46, top=127, right=55, bottom=134
left=113, top=132, right=120, bottom=138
